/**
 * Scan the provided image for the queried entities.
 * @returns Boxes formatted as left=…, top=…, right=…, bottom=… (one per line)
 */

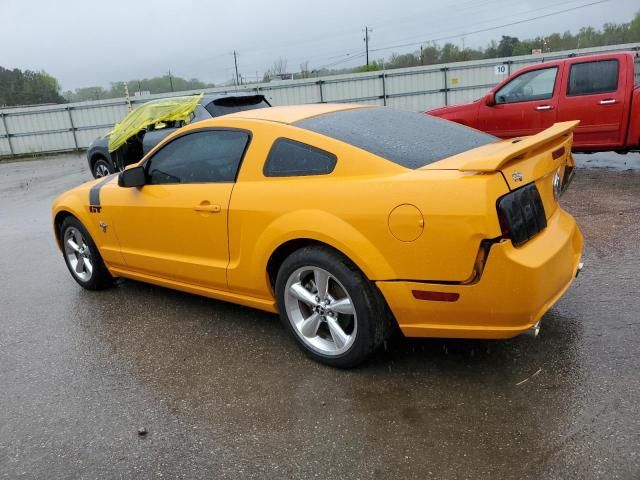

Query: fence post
left=441, top=67, right=449, bottom=106
left=506, top=60, right=513, bottom=75
left=1, top=112, right=15, bottom=156
left=67, top=106, right=79, bottom=150
left=317, top=80, right=325, bottom=103
left=380, top=73, right=387, bottom=106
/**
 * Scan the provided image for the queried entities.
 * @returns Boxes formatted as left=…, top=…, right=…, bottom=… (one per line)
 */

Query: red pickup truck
left=427, top=52, right=640, bottom=153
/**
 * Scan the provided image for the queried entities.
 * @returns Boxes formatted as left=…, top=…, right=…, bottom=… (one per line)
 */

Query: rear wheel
left=60, top=217, right=114, bottom=290
left=92, top=158, right=113, bottom=178
left=275, top=246, right=392, bottom=368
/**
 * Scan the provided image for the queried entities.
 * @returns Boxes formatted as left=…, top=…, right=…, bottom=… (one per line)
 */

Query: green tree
left=0, top=67, right=65, bottom=107
left=63, top=74, right=216, bottom=102
left=353, top=63, right=381, bottom=72
left=440, top=43, right=462, bottom=62
left=496, top=35, right=521, bottom=57
left=387, top=53, right=419, bottom=68
left=419, top=44, right=440, bottom=65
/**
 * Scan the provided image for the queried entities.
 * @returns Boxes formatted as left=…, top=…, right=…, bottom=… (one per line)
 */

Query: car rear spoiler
left=456, top=121, right=580, bottom=172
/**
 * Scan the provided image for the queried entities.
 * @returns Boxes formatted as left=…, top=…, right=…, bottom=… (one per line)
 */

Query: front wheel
left=60, top=216, right=114, bottom=290
left=92, top=158, right=113, bottom=178
left=275, top=246, right=393, bottom=368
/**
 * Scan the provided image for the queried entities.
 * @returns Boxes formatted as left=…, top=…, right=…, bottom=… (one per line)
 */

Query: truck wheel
left=275, top=246, right=393, bottom=368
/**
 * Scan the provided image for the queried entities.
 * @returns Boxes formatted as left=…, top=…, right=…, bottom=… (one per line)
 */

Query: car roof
left=513, top=51, right=635, bottom=73
left=220, top=103, right=372, bottom=124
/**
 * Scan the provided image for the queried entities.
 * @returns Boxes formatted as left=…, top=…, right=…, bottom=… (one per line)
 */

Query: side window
left=495, top=67, right=558, bottom=104
left=567, top=60, right=619, bottom=96
left=264, top=138, right=337, bottom=177
left=146, top=130, right=249, bottom=184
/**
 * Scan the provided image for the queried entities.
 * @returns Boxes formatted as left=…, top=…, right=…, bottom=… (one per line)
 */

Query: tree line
left=0, top=67, right=65, bottom=107
left=62, top=75, right=216, bottom=103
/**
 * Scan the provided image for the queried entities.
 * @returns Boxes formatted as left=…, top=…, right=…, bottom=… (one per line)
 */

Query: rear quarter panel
left=223, top=119, right=507, bottom=300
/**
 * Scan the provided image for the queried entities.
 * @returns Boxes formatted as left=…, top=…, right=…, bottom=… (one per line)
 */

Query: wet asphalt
left=0, top=153, right=639, bottom=479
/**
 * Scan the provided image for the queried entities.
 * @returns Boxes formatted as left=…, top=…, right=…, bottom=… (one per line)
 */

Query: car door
left=109, top=129, right=250, bottom=289
left=478, top=65, right=561, bottom=138
left=557, top=58, right=627, bottom=148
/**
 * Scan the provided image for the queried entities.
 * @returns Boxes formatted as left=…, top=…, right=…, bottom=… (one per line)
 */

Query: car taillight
left=497, top=183, right=547, bottom=247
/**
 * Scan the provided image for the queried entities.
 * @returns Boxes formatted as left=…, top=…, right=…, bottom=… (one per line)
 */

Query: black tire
left=92, top=157, right=113, bottom=179
left=275, top=246, right=393, bottom=368
left=60, top=216, right=114, bottom=290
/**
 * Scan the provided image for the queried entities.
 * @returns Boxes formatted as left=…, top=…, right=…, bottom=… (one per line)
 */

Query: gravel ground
left=0, top=152, right=639, bottom=479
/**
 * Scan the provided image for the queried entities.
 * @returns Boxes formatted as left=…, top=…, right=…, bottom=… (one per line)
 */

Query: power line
left=220, top=0, right=559, bottom=76
left=298, top=0, right=558, bottom=66
left=312, top=0, right=609, bottom=71
left=366, top=0, right=599, bottom=52
left=369, top=0, right=609, bottom=54
left=316, top=53, right=365, bottom=70
left=163, top=0, right=612, bottom=81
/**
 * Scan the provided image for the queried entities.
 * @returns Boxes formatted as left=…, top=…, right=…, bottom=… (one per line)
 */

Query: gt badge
left=512, top=171, right=523, bottom=182
left=89, top=205, right=102, bottom=213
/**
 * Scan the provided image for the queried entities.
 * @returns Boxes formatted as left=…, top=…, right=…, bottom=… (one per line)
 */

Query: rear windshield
left=205, top=95, right=270, bottom=117
left=294, top=107, right=496, bottom=169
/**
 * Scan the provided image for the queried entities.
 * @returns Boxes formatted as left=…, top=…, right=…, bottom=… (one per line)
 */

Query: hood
left=426, top=99, right=479, bottom=116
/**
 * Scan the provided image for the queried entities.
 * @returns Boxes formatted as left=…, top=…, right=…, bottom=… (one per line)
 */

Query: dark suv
left=86, top=93, right=271, bottom=178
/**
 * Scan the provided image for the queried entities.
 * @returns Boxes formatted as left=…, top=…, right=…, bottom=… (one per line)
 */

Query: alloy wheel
left=284, top=266, right=357, bottom=356
left=63, top=227, right=93, bottom=282
left=94, top=162, right=110, bottom=178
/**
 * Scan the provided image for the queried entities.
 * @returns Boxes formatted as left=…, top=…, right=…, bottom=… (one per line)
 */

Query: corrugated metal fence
left=1, top=42, right=638, bottom=157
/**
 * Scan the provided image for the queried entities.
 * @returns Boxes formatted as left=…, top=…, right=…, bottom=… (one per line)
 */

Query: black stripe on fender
left=89, top=173, right=117, bottom=207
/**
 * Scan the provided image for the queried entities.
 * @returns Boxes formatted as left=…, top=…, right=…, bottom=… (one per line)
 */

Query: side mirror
left=118, top=165, right=146, bottom=188
left=485, top=93, right=496, bottom=107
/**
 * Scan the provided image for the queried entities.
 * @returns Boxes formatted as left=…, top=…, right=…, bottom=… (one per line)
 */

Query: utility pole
left=123, top=82, right=131, bottom=111
left=233, top=51, right=240, bottom=86
left=363, top=26, right=373, bottom=66
left=167, top=70, right=174, bottom=92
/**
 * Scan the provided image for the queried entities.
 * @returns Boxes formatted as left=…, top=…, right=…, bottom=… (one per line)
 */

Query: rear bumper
left=377, top=208, right=583, bottom=339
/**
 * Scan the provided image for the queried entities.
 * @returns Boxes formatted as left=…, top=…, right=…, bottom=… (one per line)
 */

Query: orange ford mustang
left=52, top=104, right=583, bottom=367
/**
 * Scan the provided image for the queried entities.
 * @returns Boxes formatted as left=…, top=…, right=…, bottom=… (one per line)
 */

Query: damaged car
left=54, top=104, right=583, bottom=367
left=86, top=93, right=271, bottom=178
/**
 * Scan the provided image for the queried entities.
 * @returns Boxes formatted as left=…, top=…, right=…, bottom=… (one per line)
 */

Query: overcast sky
left=2, top=0, right=638, bottom=90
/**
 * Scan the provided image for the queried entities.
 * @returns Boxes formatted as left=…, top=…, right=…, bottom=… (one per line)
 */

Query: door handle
left=599, top=99, right=616, bottom=105
left=536, top=105, right=553, bottom=111
left=194, top=203, right=221, bottom=213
